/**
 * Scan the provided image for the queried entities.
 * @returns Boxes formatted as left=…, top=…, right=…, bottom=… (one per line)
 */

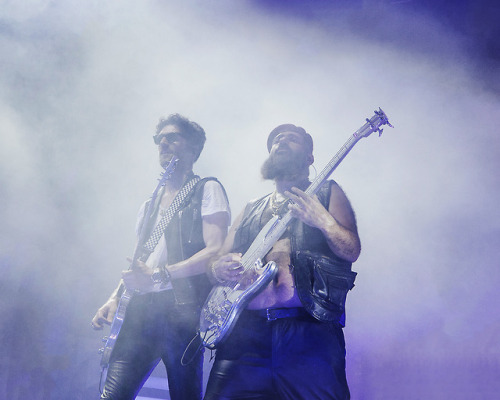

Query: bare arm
left=168, top=210, right=230, bottom=278
left=209, top=208, right=246, bottom=282
left=285, top=182, right=361, bottom=262
left=91, top=281, right=122, bottom=330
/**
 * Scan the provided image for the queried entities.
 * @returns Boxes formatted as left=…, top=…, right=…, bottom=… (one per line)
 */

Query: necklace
left=270, top=191, right=289, bottom=216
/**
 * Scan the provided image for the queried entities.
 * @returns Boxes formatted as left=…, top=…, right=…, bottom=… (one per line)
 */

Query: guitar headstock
left=159, top=157, right=179, bottom=185
left=354, top=108, right=393, bottom=139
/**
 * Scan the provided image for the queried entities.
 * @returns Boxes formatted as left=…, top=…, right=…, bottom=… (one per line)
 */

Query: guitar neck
left=306, top=131, right=362, bottom=196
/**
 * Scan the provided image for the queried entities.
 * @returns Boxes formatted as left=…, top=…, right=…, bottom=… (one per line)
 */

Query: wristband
left=151, top=265, right=171, bottom=284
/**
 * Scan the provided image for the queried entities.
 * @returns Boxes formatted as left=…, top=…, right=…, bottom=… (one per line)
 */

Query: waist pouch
left=293, top=250, right=357, bottom=323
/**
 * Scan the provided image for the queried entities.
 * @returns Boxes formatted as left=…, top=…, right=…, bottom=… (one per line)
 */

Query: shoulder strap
left=142, top=176, right=201, bottom=254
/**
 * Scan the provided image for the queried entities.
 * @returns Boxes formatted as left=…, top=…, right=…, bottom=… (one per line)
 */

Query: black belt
left=248, top=307, right=311, bottom=321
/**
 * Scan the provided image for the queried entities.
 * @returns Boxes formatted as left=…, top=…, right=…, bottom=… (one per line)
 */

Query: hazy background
left=1, top=0, right=499, bottom=399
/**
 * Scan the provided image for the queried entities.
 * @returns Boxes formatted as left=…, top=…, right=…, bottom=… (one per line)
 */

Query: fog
left=1, top=1, right=499, bottom=399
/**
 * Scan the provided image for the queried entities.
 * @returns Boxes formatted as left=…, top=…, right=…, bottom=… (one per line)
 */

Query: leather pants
left=100, top=290, right=204, bottom=400
left=204, top=308, right=350, bottom=400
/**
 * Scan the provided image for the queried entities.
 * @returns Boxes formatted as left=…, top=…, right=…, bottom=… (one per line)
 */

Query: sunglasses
left=153, top=132, right=182, bottom=145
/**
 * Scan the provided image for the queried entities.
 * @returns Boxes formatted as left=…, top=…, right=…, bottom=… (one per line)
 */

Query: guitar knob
left=102, top=336, right=108, bottom=343
left=98, top=347, right=104, bottom=354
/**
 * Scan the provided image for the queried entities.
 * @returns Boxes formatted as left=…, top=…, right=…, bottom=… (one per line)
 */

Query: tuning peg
left=98, top=347, right=104, bottom=354
left=102, top=336, right=108, bottom=343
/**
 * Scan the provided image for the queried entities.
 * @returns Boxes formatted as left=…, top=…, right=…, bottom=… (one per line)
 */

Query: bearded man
left=203, top=123, right=361, bottom=400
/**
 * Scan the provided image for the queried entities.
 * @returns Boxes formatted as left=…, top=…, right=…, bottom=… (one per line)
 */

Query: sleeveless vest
left=144, top=176, right=225, bottom=306
left=232, top=181, right=356, bottom=325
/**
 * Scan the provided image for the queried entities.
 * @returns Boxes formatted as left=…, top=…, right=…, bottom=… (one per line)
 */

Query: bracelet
left=151, top=265, right=171, bottom=284
left=211, top=263, right=225, bottom=284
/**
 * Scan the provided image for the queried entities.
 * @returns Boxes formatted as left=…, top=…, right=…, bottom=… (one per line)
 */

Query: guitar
left=199, top=108, right=393, bottom=349
left=98, top=158, right=178, bottom=381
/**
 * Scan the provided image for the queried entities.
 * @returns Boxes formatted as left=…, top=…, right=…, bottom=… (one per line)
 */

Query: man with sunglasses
left=92, top=114, right=230, bottom=400
left=204, top=124, right=360, bottom=400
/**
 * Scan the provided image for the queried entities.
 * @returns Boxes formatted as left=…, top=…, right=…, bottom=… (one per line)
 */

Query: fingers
left=122, top=269, right=154, bottom=292
left=213, top=253, right=243, bottom=282
left=218, top=252, right=242, bottom=263
left=287, top=186, right=305, bottom=198
left=91, top=317, right=111, bottom=330
left=222, top=269, right=243, bottom=281
left=284, top=188, right=325, bottom=227
left=284, top=189, right=302, bottom=209
left=215, top=253, right=242, bottom=269
left=285, top=187, right=310, bottom=204
left=285, top=188, right=321, bottom=210
left=92, top=298, right=118, bottom=330
left=91, top=320, right=102, bottom=330
left=284, top=190, right=304, bottom=216
left=121, top=268, right=147, bottom=280
left=91, top=313, right=105, bottom=330
left=126, top=257, right=148, bottom=270
left=124, top=256, right=151, bottom=275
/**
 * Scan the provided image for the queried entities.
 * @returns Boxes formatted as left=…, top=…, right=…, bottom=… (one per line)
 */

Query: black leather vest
left=144, top=176, right=224, bottom=306
left=232, top=181, right=356, bottom=325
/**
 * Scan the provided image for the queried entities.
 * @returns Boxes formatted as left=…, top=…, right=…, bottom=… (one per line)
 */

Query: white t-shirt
left=135, top=180, right=230, bottom=291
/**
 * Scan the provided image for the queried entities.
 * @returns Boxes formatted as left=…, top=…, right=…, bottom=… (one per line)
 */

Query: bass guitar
left=199, top=108, right=392, bottom=349
left=98, top=158, right=178, bottom=383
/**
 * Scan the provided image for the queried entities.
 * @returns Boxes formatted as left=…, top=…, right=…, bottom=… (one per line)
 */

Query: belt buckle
left=266, top=309, right=277, bottom=321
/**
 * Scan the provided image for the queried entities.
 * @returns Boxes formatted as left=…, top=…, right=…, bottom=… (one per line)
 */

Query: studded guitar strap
left=142, top=175, right=201, bottom=255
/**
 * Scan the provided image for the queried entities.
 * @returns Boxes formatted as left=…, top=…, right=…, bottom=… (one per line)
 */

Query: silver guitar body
left=200, top=259, right=278, bottom=349
left=200, top=213, right=292, bottom=349
left=99, top=288, right=133, bottom=376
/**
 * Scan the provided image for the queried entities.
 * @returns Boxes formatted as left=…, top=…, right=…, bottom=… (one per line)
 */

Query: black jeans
left=101, top=290, right=204, bottom=400
left=204, top=308, right=350, bottom=400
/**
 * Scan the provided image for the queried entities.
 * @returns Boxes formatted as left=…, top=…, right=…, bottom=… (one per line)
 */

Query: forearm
left=108, top=280, right=125, bottom=300
left=320, top=217, right=361, bottom=263
left=167, top=244, right=221, bottom=279
left=205, top=210, right=243, bottom=283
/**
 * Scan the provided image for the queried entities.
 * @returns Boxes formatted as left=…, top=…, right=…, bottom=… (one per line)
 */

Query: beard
left=261, top=150, right=310, bottom=181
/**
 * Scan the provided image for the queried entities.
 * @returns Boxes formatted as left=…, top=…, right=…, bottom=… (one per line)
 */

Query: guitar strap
left=142, top=175, right=201, bottom=255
